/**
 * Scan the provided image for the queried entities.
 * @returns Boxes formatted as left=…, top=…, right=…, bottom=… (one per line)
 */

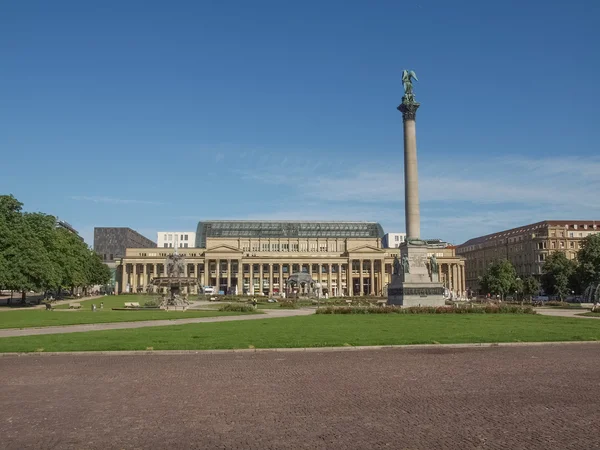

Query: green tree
left=577, top=233, right=600, bottom=289
left=522, top=276, right=541, bottom=301
left=541, top=252, right=576, bottom=300
left=479, top=259, right=517, bottom=300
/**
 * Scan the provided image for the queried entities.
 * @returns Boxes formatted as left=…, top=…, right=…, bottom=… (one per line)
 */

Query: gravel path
left=0, top=308, right=314, bottom=338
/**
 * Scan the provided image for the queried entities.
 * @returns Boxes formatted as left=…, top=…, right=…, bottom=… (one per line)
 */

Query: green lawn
left=54, top=294, right=164, bottom=309
left=580, top=312, right=600, bottom=317
left=0, top=309, right=256, bottom=330
left=1, top=314, right=599, bottom=353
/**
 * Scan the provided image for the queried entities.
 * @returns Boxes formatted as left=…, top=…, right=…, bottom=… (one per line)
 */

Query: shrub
left=218, top=303, right=256, bottom=312
left=315, top=305, right=535, bottom=315
left=279, top=300, right=299, bottom=309
left=143, top=298, right=159, bottom=307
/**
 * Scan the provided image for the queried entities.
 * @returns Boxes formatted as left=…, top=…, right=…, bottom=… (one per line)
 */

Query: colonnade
left=120, top=258, right=391, bottom=297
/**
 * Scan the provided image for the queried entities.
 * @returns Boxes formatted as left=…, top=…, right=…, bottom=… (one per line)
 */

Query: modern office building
left=157, top=231, right=196, bottom=248
left=457, top=220, right=600, bottom=291
left=94, top=227, right=156, bottom=265
left=382, top=232, right=406, bottom=248
left=117, top=220, right=466, bottom=297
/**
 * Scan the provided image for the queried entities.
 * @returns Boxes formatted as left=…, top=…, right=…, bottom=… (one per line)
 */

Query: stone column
left=204, top=261, right=209, bottom=288
left=132, top=263, right=137, bottom=293
left=121, top=264, right=127, bottom=294
left=347, top=261, right=352, bottom=296
left=337, top=263, right=342, bottom=297
left=153, top=264, right=157, bottom=280
left=226, top=259, right=231, bottom=293
left=269, top=263, right=273, bottom=296
left=369, top=260, right=375, bottom=296
left=328, top=263, right=333, bottom=296
left=279, top=264, right=283, bottom=296
left=399, top=101, right=421, bottom=240
left=215, top=259, right=220, bottom=293
left=259, top=263, right=264, bottom=296
left=359, top=259, right=364, bottom=296
left=237, top=261, right=243, bottom=295
left=318, top=263, right=322, bottom=295
left=380, top=259, right=385, bottom=295
left=457, top=264, right=462, bottom=297
left=249, top=263, right=254, bottom=295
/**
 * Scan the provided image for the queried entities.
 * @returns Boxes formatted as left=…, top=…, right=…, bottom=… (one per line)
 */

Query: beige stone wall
left=458, top=221, right=600, bottom=291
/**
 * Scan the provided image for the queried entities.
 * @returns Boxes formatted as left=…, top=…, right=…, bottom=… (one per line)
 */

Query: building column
left=203, top=261, right=209, bottom=288
left=132, top=263, right=138, bottom=293
left=461, top=264, right=466, bottom=295
left=369, top=259, right=375, bottom=296
left=237, top=261, right=243, bottom=295
left=380, top=259, right=385, bottom=295
left=120, top=264, right=127, bottom=294
left=153, top=264, right=158, bottom=280
left=347, top=260, right=352, bottom=296
left=269, top=263, right=274, bottom=296
left=318, top=263, right=323, bottom=296
left=457, top=264, right=462, bottom=298
left=249, top=263, right=254, bottom=295
left=328, top=263, right=333, bottom=297
left=215, top=259, right=220, bottom=293
left=337, top=263, right=342, bottom=297
left=259, top=263, right=264, bottom=295
left=359, top=259, right=364, bottom=296
left=226, top=259, right=232, bottom=293
left=279, top=263, right=283, bottom=296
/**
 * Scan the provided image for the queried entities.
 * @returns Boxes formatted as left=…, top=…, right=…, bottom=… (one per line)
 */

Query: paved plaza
left=2, top=344, right=599, bottom=449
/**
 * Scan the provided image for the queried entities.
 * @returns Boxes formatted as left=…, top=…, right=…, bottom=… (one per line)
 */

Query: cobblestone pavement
left=0, top=308, right=314, bottom=338
left=2, top=344, right=599, bottom=449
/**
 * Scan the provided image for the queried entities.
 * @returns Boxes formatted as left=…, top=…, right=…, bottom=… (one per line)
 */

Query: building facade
left=382, top=232, right=406, bottom=248
left=94, top=227, right=156, bottom=265
left=157, top=231, right=196, bottom=248
left=457, top=220, right=600, bottom=291
left=117, top=221, right=466, bottom=297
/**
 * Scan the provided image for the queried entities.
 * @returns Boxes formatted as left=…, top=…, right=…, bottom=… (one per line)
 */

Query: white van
left=202, top=286, right=215, bottom=295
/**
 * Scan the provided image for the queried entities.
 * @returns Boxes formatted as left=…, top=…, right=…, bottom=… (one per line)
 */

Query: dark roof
left=195, top=221, right=385, bottom=247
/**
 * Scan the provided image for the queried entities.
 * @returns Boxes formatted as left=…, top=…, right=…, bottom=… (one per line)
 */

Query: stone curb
left=1, top=340, right=599, bottom=357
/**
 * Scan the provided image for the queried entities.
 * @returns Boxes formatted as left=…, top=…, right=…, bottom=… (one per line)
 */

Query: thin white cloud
left=70, top=196, right=163, bottom=205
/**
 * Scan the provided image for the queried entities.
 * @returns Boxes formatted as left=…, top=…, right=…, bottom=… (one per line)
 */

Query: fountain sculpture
left=151, top=249, right=199, bottom=310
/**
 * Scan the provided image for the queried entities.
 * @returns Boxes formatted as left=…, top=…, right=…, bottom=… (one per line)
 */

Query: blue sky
left=1, top=0, right=599, bottom=246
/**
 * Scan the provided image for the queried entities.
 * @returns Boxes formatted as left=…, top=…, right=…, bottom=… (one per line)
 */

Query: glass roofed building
left=195, top=221, right=385, bottom=248
left=116, top=219, right=465, bottom=299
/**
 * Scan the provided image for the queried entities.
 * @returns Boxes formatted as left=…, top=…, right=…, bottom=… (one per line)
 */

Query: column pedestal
left=387, top=243, right=444, bottom=307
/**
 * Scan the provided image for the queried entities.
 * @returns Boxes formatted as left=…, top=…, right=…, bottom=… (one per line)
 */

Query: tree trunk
left=21, top=290, right=26, bottom=304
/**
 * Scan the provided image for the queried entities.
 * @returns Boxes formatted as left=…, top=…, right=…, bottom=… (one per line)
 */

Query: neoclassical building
left=117, top=221, right=466, bottom=297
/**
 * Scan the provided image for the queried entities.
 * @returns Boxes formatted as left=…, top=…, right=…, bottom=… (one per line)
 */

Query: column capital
left=398, top=102, right=420, bottom=121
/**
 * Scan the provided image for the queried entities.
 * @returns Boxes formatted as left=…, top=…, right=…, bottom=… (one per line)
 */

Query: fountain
left=151, top=249, right=199, bottom=310
left=583, top=283, right=600, bottom=304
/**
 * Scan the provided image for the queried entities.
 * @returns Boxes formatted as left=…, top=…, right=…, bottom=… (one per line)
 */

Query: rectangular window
left=164, top=243, right=168, bottom=248
left=184, top=243, right=188, bottom=248
left=551, top=241, right=555, bottom=249
left=180, top=234, right=184, bottom=241
left=319, top=245, right=327, bottom=251
left=569, top=232, right=574, bottom=238
left=164, top=234, right=167, bottom=241
left=292, top=243, right=299, bottom=252
left=310, top=243, right=317, bottom=252
left=560, top=241, right=565, bottom=248
left=184, top=235, right=188, bottom=241
left=109, top=254, right=113, bottom=260
left=569, top=241, right=574, bottom=248
left=395, top=235, right=399, bottom=241
left=168, top=234, right=173, bottom=241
